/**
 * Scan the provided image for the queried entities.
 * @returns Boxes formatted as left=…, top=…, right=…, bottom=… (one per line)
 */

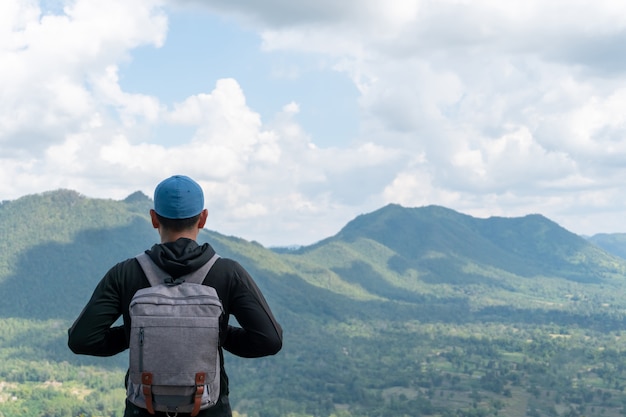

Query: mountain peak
left=124, top=191, right=150, bottom=204
left=329, top=203, right=617, bottom=283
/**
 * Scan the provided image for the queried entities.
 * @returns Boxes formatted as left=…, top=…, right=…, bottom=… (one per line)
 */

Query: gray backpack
left=127, top=253, right=222, bottom=416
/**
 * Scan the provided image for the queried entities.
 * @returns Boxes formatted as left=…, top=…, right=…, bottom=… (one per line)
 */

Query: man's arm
left=222, top=264, right=283, bottom=358
left=67, top=267, right=128, bottom=357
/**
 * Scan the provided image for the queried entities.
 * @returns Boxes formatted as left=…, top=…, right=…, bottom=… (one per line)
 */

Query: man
left=68, top=175, right=283, bottom=417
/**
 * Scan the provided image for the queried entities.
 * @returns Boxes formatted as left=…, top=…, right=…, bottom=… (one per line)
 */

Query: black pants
left=124, top=396, right=232, bottom=417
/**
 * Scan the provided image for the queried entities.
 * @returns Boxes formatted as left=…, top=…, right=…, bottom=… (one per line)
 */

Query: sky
left=3, top=0, right=626, bottom=247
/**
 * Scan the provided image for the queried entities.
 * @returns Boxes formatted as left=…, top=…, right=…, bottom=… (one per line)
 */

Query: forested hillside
left=2, top=190, right=626, bottom=417
left=588, top=233, right=626, bottom=260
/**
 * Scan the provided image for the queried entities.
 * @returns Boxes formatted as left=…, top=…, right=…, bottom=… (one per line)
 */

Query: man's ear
left=149, top=209, right=160, bottom=229
left=198, top=209, right=208, bottom=229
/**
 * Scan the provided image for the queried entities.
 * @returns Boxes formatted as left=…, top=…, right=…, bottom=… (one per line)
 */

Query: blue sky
left=3, top=0, right=626, bottom=246
left=119, top=9, right=360, bottom=148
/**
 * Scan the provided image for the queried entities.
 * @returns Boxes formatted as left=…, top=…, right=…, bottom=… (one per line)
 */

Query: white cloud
left=91, top=66, right=163, bottom=126
left=172, top=0, right=420, bottom=29
left=5, top=0, right=626, bottom=245
left=223, top=0, right=626, bottom=238
left=0, top=0, right=167, bottom=153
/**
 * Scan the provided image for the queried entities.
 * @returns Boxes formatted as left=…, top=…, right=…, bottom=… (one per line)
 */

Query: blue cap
left=154, top=175, right=204, bottom=219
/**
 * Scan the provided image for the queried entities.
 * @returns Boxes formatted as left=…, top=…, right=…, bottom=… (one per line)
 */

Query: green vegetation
left=589, top=233, right=626, bottom=260
left=3, top=192, right=626, bottom=416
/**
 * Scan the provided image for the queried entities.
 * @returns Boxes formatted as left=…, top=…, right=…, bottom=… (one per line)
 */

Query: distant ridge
left=310, top=203, right=623, bottom=284
left=588, top=232, right=626, bottom=259
left=1, top=191, right=626, bottom=320
left=5, top=191, right=626, bottom=416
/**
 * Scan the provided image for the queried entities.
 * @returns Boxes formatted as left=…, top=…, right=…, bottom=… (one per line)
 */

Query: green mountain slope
left=0, top=189, right=151, bottom=278
left=284, top=204, right=626, bottom=318
left=4, top=191, right=626, bottom=417
left=329, top=204, right=623, bottom=282
left=588, top=232, right=626, bottom=260
left=0, top=190, right=155, bottom=319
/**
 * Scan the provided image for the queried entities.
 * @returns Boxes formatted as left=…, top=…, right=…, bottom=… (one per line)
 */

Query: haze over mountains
left=3, top=189, right=626, bottom=416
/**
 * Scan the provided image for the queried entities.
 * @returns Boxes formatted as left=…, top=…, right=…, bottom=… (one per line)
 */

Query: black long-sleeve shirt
left=68, top=238, right=283, bottom=404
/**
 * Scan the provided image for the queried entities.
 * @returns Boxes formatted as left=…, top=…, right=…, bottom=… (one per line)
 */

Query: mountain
left=285, top=204, right=626, bottom=322
left=321, top=203, right=622, bottom=283
left=588, top=232, right=626, bottom=259
left=3, top=191, right=626, bottom=417
left=0, top=189, right=156, bottom=319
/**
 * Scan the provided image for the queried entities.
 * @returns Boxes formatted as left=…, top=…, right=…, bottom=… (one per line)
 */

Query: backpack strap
left=135, top=252, right=220, bottom=287
left=184, top=253, right=220, bottom=284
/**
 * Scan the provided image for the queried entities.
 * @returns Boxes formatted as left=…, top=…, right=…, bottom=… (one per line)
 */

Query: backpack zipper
left=139, top=327, right=145, bottom=372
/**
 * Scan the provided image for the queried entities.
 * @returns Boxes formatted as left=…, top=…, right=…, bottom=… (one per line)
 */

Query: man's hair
left=156, top=213, right=201, bottom=232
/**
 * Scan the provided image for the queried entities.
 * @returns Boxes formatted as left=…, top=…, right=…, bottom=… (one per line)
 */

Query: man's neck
left=159, top=230, right=199, bottom=243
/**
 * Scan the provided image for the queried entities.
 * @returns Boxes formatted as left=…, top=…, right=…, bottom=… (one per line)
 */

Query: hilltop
left=3, top=190, right=626, bottom=417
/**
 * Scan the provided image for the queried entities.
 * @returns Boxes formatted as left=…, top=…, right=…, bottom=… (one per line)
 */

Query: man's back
left=68, top=175, right=282, bottom=417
